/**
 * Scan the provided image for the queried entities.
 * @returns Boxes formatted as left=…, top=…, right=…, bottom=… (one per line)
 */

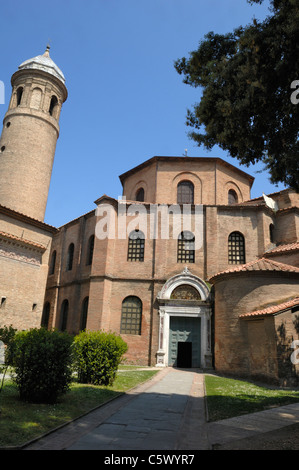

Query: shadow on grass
left=0, top=381, right=123, bottom=448
left=205, top=375, right=299, bottom=422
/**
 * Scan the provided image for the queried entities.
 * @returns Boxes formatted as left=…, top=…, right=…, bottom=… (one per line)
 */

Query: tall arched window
left=41, top=302, right=50, bottom=328
left=228, top=231, right=245, bottom=264
left=177, top=231, right=195, bottom=263
left=136, top=188, right=145, bottom=202
left=80, top=297, right=89, bottom=331
left=66, top=243, right=74, bottom=271
left=60, top=300, right=69, bottom=331
left=49, top=250, right=56, bottom=275
left=49, top=95, right=58, bottom=117
left=177, top=181, right=194, bottom=204
left=128, top=230, right=145, bottom=261
left=121, top=296, right=142, bottom=335
left=269, top=223, right=275, bottom=243
left=86, top=235, right=95, bottom=265
left=228, top=189, right=238, bottom=205
left=16, top=87, right=23, bottom=106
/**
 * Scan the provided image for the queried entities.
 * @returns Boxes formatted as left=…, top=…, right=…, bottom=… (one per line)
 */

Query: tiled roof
left=0, top=204, right=58, bottom=233
left=209, top=257, right=299, bottom=282
left=264, top=242, right=299, bottom=256
left=0, top=230, right=46, bottom=251
left=239, top=297, right=299, bottom=318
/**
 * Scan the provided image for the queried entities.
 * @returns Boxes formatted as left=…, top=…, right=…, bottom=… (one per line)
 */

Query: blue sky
left=0, top=0, right=284, bottom=227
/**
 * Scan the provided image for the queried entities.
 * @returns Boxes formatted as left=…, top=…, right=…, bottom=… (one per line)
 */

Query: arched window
left=228, top=231, right=245, bottom=264
left=66, top=243, right=74, bottom=271
left=30, top=88, right=42, bottom=109
left=177, top=181, right=194, bottom=204
left=41, top=302, right=50, bottom=328
left=121, top=296, right=142, bottom=335
left=128, top=230, right=145, bottom=261
left=49, top=250, right=56, bottom=275
left=16, top=87, right=23, bottom=106
left=269, top=223, right=275, bottom=243
left=228, top=189, right=238, bottom=205
left=60, top=300, right=69, bottom=331
left=80, top=297, right=89, bottom=331
left=86, top=235, right=95, bottom=265
left=136, top=188, right=145, bottom=202
left=178, top=231, right=195, bottom=263
left=49, top=95, right=58, bottom=116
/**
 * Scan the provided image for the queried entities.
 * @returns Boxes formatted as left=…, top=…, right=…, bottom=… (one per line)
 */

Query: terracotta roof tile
left=239, top=297, right=299, bottom=318
left=0, top=230, right=46, bottom=251
left=209, top=257, right=299, bottom=282
left=264, top=242, right=299, bottom=256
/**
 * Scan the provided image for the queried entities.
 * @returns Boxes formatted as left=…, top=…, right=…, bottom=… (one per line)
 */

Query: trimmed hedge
left=12, top=328, right=73, bottom=404
left=72, top=330, right=128, bottom=386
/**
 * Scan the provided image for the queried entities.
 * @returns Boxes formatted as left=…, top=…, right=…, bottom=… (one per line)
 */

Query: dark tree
left=175, top=0, right=299, bottom=190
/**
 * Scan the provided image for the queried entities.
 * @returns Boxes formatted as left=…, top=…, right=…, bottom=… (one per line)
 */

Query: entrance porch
left=156, top=268, right=213, bottom=369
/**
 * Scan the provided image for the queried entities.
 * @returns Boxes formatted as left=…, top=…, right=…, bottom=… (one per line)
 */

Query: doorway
left=168, top=316, right=201, bottom=367
left=177, top=342, right=192, bottom=367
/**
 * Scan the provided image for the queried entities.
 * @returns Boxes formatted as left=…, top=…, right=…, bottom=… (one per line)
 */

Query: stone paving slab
left=207, top=402, right=299, bottom=447
left=67, top=368, right=197, bottom=450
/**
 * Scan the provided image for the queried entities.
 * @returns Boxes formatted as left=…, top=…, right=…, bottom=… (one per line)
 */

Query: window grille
left=128, top=230, right=145, bottom=261
left=177, top=231, right=195, bottom=263
left=177, top=181, right=194, bottom=204
left=121, top=296, right=142, bottom=335
left=228, top=232, right=245, bottom=264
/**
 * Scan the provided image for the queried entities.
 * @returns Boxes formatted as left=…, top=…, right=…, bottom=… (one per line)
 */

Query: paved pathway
left=24, top=368, right=208, bottom=450
left=23, top=368, right=299, bottom=451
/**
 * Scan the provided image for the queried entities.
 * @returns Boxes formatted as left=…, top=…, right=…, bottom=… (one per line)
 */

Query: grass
left=205, top=374, right=299, bottom=422
left=0, top=368, right=158, bottom=448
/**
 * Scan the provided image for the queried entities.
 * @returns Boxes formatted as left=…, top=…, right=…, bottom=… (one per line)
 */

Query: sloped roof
left=264, top=242, right=299, bottom=256
left=239, top=297, right=299, bottom=319
left=0, top=230, right=46, bottom=251
left=209, top=257, right=299, bottom=283
left=18, top=46, right=65, bottom=84
left=119, top=156, right=254, bottom=186
left=0, top=204, right=58, bottom=234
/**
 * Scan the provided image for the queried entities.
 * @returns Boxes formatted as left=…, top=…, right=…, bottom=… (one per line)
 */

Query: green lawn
left=205, top=374, right=299, bottom=422
left=0, top=368, right=158, bottom=448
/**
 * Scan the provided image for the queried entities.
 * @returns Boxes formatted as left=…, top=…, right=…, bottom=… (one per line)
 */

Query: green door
left=169, top=316, right=201, bottom=368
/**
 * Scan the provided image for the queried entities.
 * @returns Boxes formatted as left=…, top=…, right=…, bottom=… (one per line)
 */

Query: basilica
left=0, top=48, right=298, bottom=385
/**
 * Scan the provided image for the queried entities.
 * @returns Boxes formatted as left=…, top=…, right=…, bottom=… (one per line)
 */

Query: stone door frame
left=156, top=268, right=212, bottom=368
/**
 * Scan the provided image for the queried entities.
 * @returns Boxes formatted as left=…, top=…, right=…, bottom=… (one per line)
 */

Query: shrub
left=12, top=328, right=73, bottom=403
left=0, top=325, right=17, bottom=366
left=72, top=330, right=128, bottom=386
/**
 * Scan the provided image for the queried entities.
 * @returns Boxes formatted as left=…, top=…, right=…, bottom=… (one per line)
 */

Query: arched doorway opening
left=156, top=268, right=212, bottom=369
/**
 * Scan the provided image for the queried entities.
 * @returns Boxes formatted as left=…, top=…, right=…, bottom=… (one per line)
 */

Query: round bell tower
left=0, top=46, right=67, bottom=221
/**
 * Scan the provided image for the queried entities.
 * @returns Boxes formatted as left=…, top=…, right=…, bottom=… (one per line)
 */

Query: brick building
left=1, top=50, right=298, bottom=384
